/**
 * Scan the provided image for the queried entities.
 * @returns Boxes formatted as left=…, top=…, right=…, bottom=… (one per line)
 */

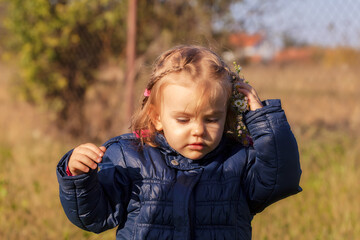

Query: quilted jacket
left=57, top=99, right=302, bottom=240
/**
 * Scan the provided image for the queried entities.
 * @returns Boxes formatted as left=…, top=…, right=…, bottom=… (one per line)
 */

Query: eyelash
left=176, top=118, right=190, bottom=123
left=206, top=118, right=219, bottom=123
left=176, top=118, right=218, bottom=124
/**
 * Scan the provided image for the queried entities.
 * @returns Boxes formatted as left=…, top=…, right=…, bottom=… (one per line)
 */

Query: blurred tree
left=3, top=0, right=127, bottom=135
left=3, top=0, right=242, bottom=136
left=0, top=3, right=7, bottom=54
left=136, top=0, right=240, bottom=53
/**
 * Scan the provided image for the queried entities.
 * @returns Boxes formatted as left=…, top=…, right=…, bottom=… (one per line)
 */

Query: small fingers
left=68, top=143, right=107, bottom=176
left=69, top=160, right=91, bottom=175
left=74, top=143, right=105, bottom=163
left=99, top=146, right=107, bottom=153
left=235, top=82, right=263, bottom=111
left=81, top=143, right=105, bottom=156
left=235, top=81, right=256, bottom=95
left=68, top=152, right=99, bottom=176
left=71, top=152, right=99, bottom=169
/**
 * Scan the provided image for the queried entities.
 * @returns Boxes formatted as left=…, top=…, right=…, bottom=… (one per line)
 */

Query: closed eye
left=176, top=118, right=190, bottom=123
left=206, top=118, right=219, bottom=123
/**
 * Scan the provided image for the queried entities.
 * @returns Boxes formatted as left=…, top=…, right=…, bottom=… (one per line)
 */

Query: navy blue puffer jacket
left=57, top=99, right=302, bottom=239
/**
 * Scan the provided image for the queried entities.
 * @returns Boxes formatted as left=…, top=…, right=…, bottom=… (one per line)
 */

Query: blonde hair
left=131, top=45, right=240, bottom=146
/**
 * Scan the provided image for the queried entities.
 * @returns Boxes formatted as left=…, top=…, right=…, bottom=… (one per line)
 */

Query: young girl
left=57, top=45, right=302, bottom=239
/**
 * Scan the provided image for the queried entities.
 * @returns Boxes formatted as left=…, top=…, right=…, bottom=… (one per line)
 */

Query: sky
left=231, top=0, right=360, bottom=49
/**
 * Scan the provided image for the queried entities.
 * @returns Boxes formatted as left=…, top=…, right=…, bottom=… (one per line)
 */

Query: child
left=57, top=45, right=302, bottom=239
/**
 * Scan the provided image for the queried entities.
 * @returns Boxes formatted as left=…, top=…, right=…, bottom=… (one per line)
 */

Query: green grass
left=252, top=128, right=360, bottom=239
left=1, top=125, right=358, bottom=239
left=1, top=62, right=359, bottom=239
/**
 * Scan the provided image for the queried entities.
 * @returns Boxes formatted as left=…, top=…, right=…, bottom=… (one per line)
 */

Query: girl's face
left=154, top=74, right=228, bottom=160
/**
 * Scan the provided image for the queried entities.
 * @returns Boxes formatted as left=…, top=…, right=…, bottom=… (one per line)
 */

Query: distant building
left=226, top=32, right=276, bottom=64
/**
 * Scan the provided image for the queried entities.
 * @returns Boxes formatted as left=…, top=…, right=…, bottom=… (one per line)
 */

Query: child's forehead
left=159, top=79, right=228, bottom=112
left=161, top=71, right=222, bottom=91
left=161, top=77, right=220, bottom=99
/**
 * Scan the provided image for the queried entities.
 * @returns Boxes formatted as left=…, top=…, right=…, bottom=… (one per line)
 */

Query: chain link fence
left=2, top=0, right=359, bottom=66
left=1, top=0, right=359, bottom=64
left=1, top=0, right=359, bottom=137
left=224, top=0, right=360, bottom=64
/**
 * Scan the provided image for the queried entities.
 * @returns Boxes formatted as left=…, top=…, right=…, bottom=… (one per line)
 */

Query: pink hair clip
left=144, top=88, right=151, bottom=97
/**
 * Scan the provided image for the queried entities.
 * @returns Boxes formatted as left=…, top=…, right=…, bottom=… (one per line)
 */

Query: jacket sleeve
left=243, top=99, right=302, bottom=214
left=56, top=141, right=131, bottom=233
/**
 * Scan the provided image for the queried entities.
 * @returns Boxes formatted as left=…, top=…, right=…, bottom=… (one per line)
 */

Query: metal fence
left=224, top=0, right=360, bottom=64
left=1, top=0, right=359, bottom=137
left=2, top=1, right=360, bottom=60
left=233, top=0, right=360, bottom=48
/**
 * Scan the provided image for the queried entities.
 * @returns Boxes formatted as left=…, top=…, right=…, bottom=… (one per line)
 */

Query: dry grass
left=0, top=61, right=359, bottom=239
left=245, top=64, right=360, bottom=132
left=245, top=64, right=360, bottom=239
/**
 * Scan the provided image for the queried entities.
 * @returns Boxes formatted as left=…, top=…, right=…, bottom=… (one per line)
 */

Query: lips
left=188, top=142, right=205, bottom=150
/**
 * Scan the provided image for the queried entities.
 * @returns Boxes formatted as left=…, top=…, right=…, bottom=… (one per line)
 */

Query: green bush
left=3, top=0, right=240, bottom=136
left=3, top=0, right=127, bottom=134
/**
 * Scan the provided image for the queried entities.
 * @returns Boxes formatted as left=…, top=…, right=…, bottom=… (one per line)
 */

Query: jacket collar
left=154, top=133, right=227, bottom=170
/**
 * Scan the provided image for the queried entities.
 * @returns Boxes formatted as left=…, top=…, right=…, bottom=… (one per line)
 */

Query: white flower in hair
left=230, top=62, right=252, bottom=146
left=234, top=99, right=247, bottom=112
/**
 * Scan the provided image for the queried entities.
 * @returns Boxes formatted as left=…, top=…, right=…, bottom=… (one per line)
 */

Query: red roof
left=229, top=33, right=264, bottom=48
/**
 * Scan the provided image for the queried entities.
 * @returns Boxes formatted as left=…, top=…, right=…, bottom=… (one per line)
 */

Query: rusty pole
left=125, top=0, right=137, bottom=125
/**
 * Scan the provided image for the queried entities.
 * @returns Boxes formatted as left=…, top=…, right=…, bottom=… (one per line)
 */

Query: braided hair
left=131, top=45, right=240, bottom=146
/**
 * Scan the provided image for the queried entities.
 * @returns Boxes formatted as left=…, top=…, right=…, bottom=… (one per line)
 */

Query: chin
left=185, top=153, right=206, bottom=160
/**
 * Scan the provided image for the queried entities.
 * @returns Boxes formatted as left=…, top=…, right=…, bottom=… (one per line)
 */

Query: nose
left=191, top=120, right=205, bottom=137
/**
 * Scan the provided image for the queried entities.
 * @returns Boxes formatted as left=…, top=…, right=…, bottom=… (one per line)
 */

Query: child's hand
left=68, top=143, right=106, bottom=176
left=236, top=81, right=263, bottom=111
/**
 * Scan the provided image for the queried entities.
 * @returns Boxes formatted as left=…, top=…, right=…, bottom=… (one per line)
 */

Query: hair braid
left=141, top=66, right=184, bottom=108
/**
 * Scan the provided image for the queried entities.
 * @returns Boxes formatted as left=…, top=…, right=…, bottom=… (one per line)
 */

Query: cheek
left=204, top=126, right=224, bottom=151
left=162, top=128, right=186, bottom=150
left=212, top=117, right=227, bottom=131
left=216, top=125, right=226, bottom=139
left=206, top=123, right=225, bottom=140
left=163, top=121, right=181, bottom=134
left=165, top=126, right=187, bottom=138
left=207, top=124, right=223, bottom=133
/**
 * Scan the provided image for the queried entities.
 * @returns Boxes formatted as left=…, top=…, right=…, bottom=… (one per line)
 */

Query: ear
left=153, top=113, right=163, bottom=131
left=149, top=105, right=163, bottom=131
left=154, top=116, right=163, bottom=131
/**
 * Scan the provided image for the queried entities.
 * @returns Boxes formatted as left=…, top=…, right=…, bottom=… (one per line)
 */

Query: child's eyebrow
left=170, top=110, right=225, bottom=116
left=207, top=110, right=225, bottom=115
left=170, top=111, right=192, bottom=116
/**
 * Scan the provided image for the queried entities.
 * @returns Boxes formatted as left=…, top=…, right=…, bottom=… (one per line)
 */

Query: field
left=0, top=61, right=359, bottom=239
